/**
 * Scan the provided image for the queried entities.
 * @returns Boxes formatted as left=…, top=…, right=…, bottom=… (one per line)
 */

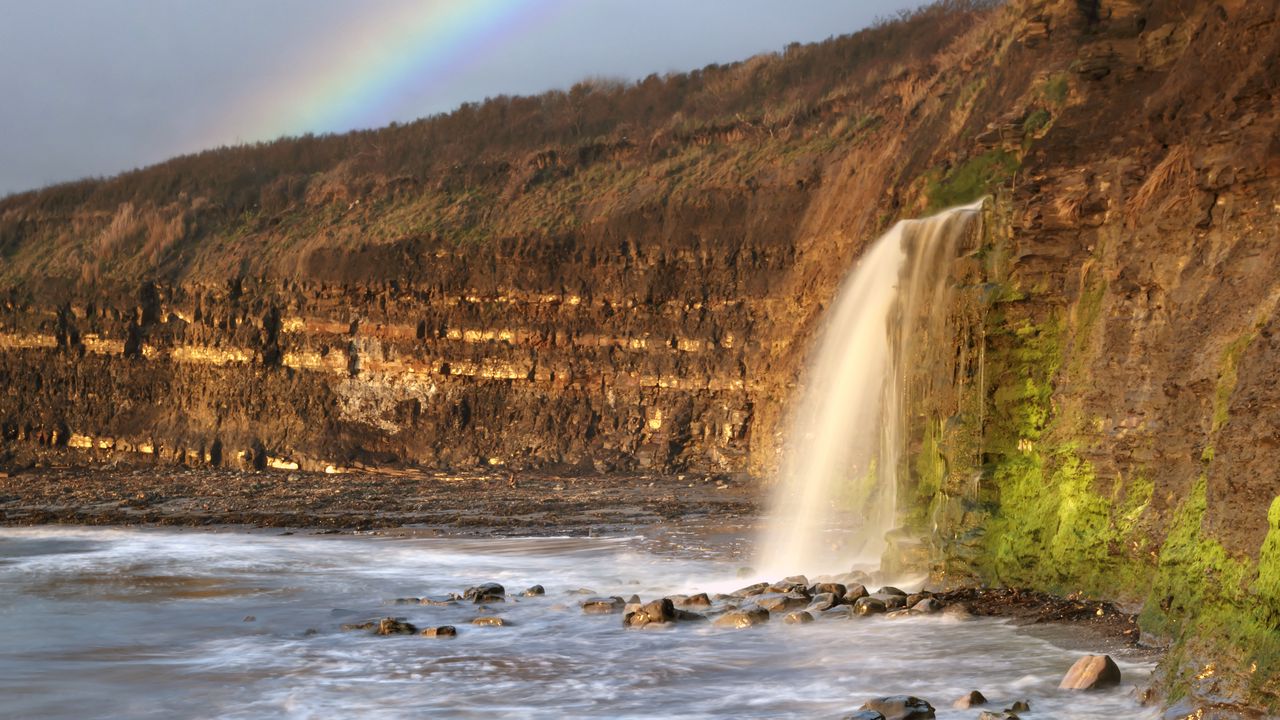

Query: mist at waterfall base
left=759, top=200, right=985, bottom=579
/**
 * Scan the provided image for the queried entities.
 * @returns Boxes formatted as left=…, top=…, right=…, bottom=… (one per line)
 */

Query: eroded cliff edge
left=1, top=0, right=1278, bottom=712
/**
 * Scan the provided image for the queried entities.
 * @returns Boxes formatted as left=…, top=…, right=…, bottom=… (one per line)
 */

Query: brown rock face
left=1059, top=654, right=1122, bottom=691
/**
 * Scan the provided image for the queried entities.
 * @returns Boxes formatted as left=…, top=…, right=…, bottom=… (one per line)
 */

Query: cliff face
left=1, top=0, right=1279, bottom=712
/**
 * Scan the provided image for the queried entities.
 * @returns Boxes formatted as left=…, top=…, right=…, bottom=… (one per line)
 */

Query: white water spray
left=758, top=200, right=984, bottom=578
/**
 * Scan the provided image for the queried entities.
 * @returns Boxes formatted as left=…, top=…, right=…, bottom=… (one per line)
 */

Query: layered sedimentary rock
left=1, top=0, right=1279, bottom=711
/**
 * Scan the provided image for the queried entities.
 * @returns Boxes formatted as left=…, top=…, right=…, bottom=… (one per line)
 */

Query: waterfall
left=757, top=200, right=984, bottom=578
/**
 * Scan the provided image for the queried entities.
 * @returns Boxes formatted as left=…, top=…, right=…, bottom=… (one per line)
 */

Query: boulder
left=522, top=585, right=545, bottom=597
left=731, top=582, right=770, bottom=597
left=392, top=597, right=421, bottom=605
left=712, top=606, right=770, bottom=628
left=978, top=713, right=1019, bottom=720
left=421, top=625, right=457, bottom=638
left=1059, top=654, right=1122, bottom=690
left=679, top=592, right=712, bottom=608
left=844, top=583, right=870, bottom=601
left=810, top=582, right=847, bottom=599
left=675, top=609, right=709, bottom=622
left=581, top=597, right=626, bottom=614
left=910, top=598, right=943, bottom=614
left=470, top=616, right=509, bottom=627
left=853, top=597, right=888, bottom=616
left=463, top=582, right=506, bottom=603
left=757, top=592, right=809, bottom=613
left=876, top=586, right=908, bottom=596
left=805, top=592, right=840, bottom=612
left=624, top=599, right=676, bottom=628
left=858, top=695, right=935, bottom=720
left=1005, top=700, right=1030, bottom=712
left=871, top=593, right=907, bottom=609
left=376, top=617, right=418, bottom=635
left=822, top=605, right=857, bottom=620
left=952, top=690, right=987, bottom=708
left=841, top=712, right=886, bottom=720
left=783, top=610, right=814, bottom=624
left=782, top=574, right=809, bottom=585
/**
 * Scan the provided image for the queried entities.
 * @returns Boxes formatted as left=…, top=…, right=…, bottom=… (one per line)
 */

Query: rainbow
left=217, top=0, right=565, bottom=145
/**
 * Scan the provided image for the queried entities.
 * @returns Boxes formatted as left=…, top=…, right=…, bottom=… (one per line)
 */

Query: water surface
left=0, top=527, right=1157, bottom=719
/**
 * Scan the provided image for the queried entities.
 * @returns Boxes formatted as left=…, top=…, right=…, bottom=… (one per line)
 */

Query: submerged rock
left=978, top=712, right=1019, bottom=720
left=1005, top=700, right=1030, bottom=712
left=522, top=585, right=545, bottom=597
left=783, top=610, right=814, bottom=624
left=858, top=695, right=935, bottom=720
left=952, top=690, right=987, bottom=708
left=470, top=616, right=509, bottom=627
left=581, top=597, right=626, bottom=614
left=841, top=713, right=886, bottom=720
left=1060, top=654, right=1121, bottom=690
left=376, top=617, right=418, bottom=635
left=712, top=606, right=770, bottom=629
left=421, top=625, right=457, bottom=638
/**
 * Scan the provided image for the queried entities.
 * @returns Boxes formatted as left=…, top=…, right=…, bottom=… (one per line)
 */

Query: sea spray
left=758, top=200, right=984, bottom=577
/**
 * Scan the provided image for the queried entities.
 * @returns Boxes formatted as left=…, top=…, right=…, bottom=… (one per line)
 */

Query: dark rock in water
left=624, top=598, right=676, bottom=628
left=522, top=585, right=545, bottom=597
left=858, top=695, right=936, bottom=720
left=712, top=606, right=770, bottom=628
left=810, top=582, right=847, bottom=599
left=340, top=620, right=378, bottom=632
left=626, top=594, right=642, bottom=605
left=470, top=616, right=509, bottom=627
left=377, top=617, right=418, bottom=635
left=841, top=712, right=886, bottom=720
left=805, top=592, right=839, bottom=612
left=242, top=615, right=256, bottom=622
left=463, top=582, right=506, bottom=603
left=757, top=592, right=809, bottom=612
left=675, top=609, right=708, bottom=622
left=876, top=586, right=908, bottom=597
left=581, top=596, right=626, bottom=614
left=392, top=598, right=421, bottom=605
left=421, top=625, right=457, bottom=638
left=871, top=593, right=907, bottom=609
left=420, top=597, right=454, bottom=606
left=977, top=712, right=1019, bottom=720
left=1005, top=700, right=1030, bottom=713
left=853, top=597, right=888, bottom=615
left=910, top=597, right=943, bottom=614
left=1060, top=654, right=1122, bottom=690
left=679, top=592, right=712, bottom=608
left=731, top=582, right=770, bottom=597
left=952, top=690, right=987, bottom=708
left=783, top=610, right=814, bottom=624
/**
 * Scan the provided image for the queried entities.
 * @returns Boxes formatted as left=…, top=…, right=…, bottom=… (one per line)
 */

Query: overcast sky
left=0, top=0, right=920, bottom=197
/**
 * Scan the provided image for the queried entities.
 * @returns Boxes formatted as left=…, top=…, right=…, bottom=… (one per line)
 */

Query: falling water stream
left=759, top=200, right=985, bottom=577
